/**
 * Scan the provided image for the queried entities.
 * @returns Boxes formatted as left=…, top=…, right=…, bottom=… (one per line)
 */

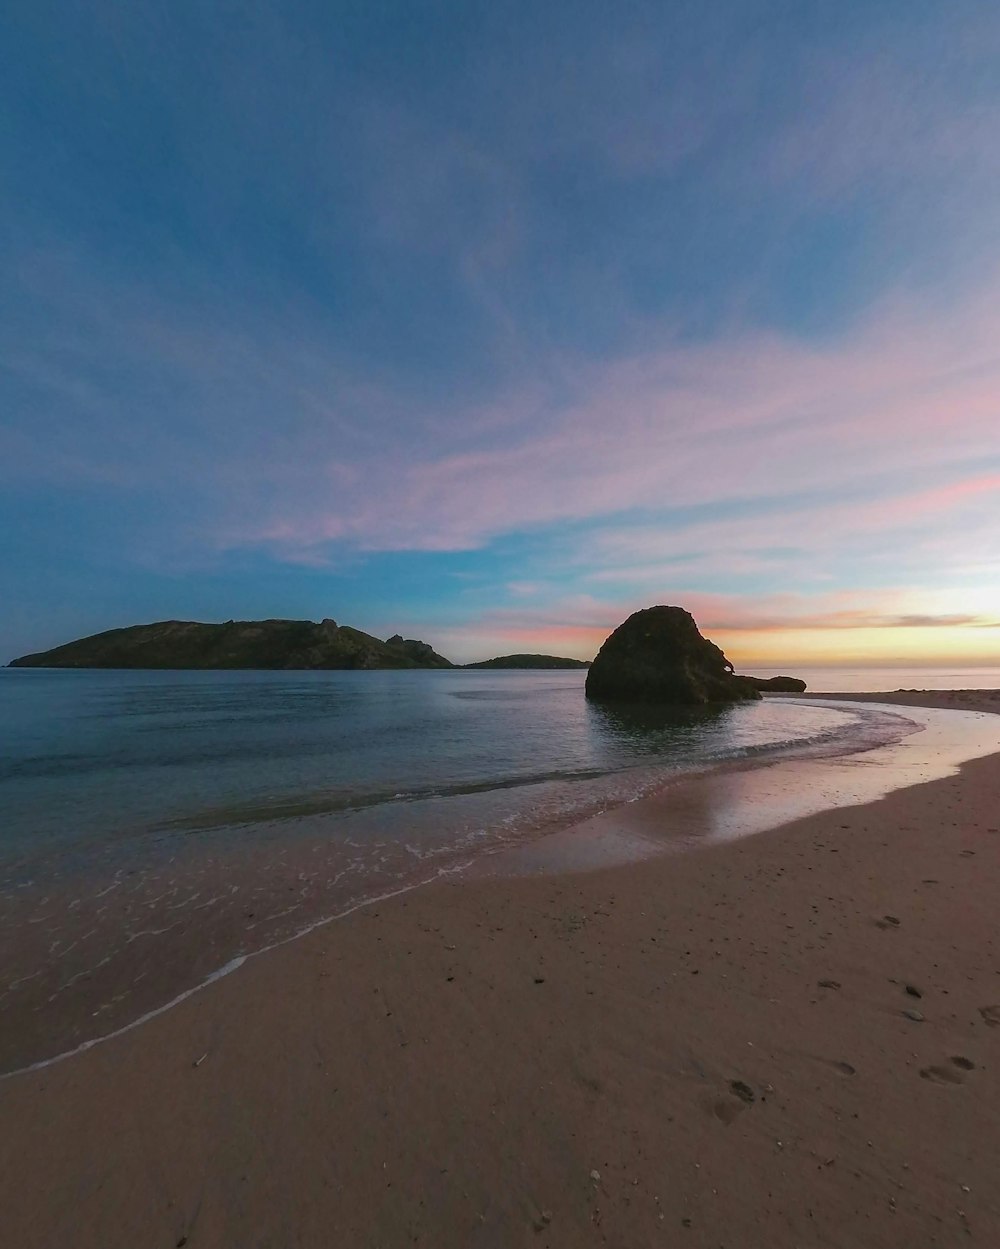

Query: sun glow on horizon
left=717, top=623, right=1000, bottom=670
left=433, top=617, right=1000, bottom=670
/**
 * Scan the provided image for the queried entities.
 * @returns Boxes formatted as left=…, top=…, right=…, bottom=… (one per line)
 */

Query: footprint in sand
left=920, top=1056, right=976, bottom=1085
left=710, top=1081, right=756, bottom=1124
left=979, top=1005, right=1000, bottom=1027
left=712, top=1098, right=745, bottom=1124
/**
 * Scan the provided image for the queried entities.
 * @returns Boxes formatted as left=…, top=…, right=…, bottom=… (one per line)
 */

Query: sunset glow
left=720, top=624, right=1000, bottom=671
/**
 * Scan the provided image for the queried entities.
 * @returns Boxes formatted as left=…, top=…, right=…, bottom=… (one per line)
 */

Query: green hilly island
left=8, top=621, right=591, bottom=671
left=8, top=619, right=453, bottom=671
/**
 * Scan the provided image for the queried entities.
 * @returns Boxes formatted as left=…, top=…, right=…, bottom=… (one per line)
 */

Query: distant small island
left=7, top=620, right=591, bottom=672
left=743, top=674, right=807, bottom=693
left=461, top=654, right=590, bottom=670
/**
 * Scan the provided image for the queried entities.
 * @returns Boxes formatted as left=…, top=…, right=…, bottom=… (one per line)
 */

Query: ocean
left=1, top=664, right=996, bottom=1075
left=747, top=666, right=1000, bottom=692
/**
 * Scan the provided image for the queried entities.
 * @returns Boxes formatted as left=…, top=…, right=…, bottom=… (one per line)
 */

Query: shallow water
left=487, top=701, right=1000, bottom=876
left=0, top=667, right=892, bottom=871
left=0, top=668, right=955, bottom=1073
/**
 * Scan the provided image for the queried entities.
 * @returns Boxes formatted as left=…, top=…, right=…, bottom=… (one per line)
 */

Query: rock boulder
left=585, top=606, right=760, bottom=705
left=743, top=674, right=807, bottom=693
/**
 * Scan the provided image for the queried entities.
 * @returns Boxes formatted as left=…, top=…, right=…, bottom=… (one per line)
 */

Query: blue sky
left=3, top=1, right=1000, bottom=664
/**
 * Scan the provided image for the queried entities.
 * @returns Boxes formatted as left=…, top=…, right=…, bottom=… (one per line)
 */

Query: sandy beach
left=3, top=691, right=1000, bottom=1249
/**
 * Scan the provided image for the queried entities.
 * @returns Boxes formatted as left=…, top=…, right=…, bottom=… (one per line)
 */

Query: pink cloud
left=585, top=471, right=1000, bottom=587
left=231, top=278, right=1000, bottom=564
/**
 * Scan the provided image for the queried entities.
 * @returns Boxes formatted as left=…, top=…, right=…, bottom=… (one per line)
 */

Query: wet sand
left=810, top=688, right=1000, bottom=714
left=2, top=692, right=1000, bottom=1247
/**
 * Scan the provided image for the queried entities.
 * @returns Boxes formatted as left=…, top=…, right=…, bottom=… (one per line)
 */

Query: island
left=742, top=674, right=808, bottom=693
left=7, top=620, right=598, bottom=673
left=461, top=654, right=590, bottom=669
left=7, top=619, right=453, bottom=671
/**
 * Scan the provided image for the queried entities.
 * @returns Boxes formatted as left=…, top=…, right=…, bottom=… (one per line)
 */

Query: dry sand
left=3, top=692, right=1000, bottom=1248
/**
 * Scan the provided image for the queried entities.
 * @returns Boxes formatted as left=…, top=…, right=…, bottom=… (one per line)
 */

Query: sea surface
left=1, top=667, right=923, bottom=871
left=747, top=666, right=1000, bottom=692
left=0, top=664, right=992, bottom=1074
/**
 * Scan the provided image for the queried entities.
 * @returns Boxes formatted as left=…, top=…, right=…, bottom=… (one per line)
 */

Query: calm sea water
left=0, top=667, right=912, bottom=871
left=0, top=665, right=965, bottom=1073
left=747, top=666, right=1000, bottom=692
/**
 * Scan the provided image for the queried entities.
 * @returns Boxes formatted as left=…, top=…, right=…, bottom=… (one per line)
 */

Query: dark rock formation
left=9, top=619, right=453, bottom=671
left=743, top=674, right=807, bottom=693
left=385, top=635, right=453, bottom=669
left=462, top=654, right=590, bottom=669
left=585, top=606, right=760, bottom=705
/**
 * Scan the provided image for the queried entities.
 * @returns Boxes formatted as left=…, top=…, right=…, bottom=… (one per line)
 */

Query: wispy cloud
left=218, top=280, right=1000, bottom=566
left=6, top=241, right=1000, bottom=597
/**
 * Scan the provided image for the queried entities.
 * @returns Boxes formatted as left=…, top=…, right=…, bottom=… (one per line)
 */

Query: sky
left=3, top=0, right=1000, bottom=667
